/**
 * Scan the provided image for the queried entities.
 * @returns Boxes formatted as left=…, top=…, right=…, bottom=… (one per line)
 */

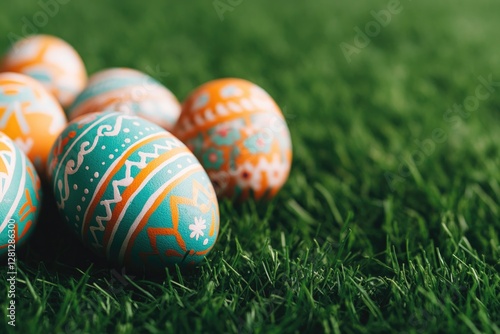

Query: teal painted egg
left=68, top=68, right=181, bottom=131
left=47, top=112, right=219, bottom=271
left=0, top=131, right=42, bottom=257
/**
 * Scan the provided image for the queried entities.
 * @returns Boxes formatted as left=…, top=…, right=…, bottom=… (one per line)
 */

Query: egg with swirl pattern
left=47, top=112, right=219, bottom=272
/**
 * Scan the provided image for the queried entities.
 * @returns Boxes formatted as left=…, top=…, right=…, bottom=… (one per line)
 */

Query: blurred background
left=1, top=0, right=498, bottom=146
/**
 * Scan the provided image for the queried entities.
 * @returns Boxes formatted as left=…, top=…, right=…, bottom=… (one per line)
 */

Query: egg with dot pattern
left=0, top=34, right=87, bottom=108
left=0, top=72, right=67, bottom=179
left=173, top=78, right=292, bottom=200
left=0, top=131, right=42, bottom=258
left=47, top=112, right=219, bottom=272
left=68, top=68, right=180, bottom=131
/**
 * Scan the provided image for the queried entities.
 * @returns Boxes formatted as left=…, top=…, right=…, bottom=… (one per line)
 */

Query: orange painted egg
left=0, top=131, right=42, bottom=258
left=68, top=68, right=181, bottom=131
left=173, top=78, right=292, bottom=200
left=0, top=34, right=87, bottom=108
left=0, top=72, right=67, bottom=178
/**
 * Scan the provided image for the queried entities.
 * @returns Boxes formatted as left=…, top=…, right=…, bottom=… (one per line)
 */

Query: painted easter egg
left=0, top=131, right=42, bottom=258
left=0, top=34, right=87, bottom=108
left=68, top=68, right=181, bottom=131
left=47, top=112, right=219, bottom=271
left=0, top=72, right=67, bottom=178
left=173, top=78, right=292, bottom=200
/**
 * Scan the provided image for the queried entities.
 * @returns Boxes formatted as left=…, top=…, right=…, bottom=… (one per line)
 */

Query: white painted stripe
left=116, top=163, right=201, bottom=262
left=106, top=152, right=193, bottom=256
left=81, top=132, right=164, bottom=237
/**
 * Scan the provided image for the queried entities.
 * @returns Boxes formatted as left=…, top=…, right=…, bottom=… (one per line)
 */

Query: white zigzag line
left=89, top=139, right=182, bottom=248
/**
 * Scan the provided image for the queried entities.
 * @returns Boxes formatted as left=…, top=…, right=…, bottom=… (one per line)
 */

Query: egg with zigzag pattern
left=47, top=111, right=219, bottom=272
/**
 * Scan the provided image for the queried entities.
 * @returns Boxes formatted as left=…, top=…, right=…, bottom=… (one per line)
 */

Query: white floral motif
left=189, top=217, right=207, bottom=241
left=233, top=155, right=290, bottom=192
left=235, top=161, right=262, bottom=191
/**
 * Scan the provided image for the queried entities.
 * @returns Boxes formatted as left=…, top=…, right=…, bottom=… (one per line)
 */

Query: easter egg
left=173, top=78, right=292, bottom=200
left=0, top=72, right=67, bottom=178
left=47, top=112, right=219, bottom=271
left=0, top=131, right=42, bottom=258
left=0, top=34, right=87, bottom=108
left=68, top=68, right=181, bottom=131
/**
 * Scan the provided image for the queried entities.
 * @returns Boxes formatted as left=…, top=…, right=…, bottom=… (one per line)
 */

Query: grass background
left=1, top=0, right=500, bottom=333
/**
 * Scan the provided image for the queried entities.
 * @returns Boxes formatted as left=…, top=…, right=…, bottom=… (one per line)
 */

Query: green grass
left=1, top=0, right=500, bottom=333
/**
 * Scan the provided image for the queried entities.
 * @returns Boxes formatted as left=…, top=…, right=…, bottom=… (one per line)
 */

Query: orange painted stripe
left=0, top=78, right=25, bottom=86
left=82, top=133, right=169, bottom=236
left=137, top=240, right=184, bottom=263
left=194, top=245, right=214, bottom=256
left=100, top=146, right=187, bottom=245
left=18, top=220, right=32, bottom=241
left=165, top=249, right=183, bottom=257
left=19, top=190, right=36, bottom=221
left=123, top=167, right=202, bottom=264
left=26, top=165, right=40, bottom=201
left=209, top=210, right=215, bottom=237
left=73, top=96, right=124, bottom=119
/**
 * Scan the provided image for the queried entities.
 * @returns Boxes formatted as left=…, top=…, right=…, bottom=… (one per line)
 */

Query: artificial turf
left=1, top=0, right=500, bottom=333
